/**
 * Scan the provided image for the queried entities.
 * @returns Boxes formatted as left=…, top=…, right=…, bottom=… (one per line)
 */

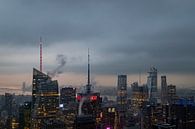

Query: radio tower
left=86, top=48, right=91, bottom=94
left=40, top=37, right=43, bottom=72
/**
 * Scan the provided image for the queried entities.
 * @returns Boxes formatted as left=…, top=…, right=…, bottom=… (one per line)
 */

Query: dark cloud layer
left=0, top=0, right=195, bottom=75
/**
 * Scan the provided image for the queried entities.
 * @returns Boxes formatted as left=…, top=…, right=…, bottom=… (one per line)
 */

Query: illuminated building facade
left=31, top=68, right=59, bottom=129
left=131, top=82, right=148, bottom=113
left=60, top=87, right=77, bottom=128
left=101, top=106, right=119, bottom=129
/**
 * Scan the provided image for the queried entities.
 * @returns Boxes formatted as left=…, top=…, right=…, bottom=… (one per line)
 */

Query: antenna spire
left=86, top=48, right=91, bottom=94
left=139, top=71, right=141, bottom=85
left=88, top=48, right=90, bottom=85
left=40, top=37, right=43, bottom=72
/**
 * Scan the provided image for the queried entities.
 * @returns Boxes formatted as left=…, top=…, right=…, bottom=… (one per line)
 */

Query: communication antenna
left=86, top=48, right=91, bottom=94
left=88, top=48, right=90, bottom=85
left=40, top=37, right=43, bottom=72
left=139, top=70, right=141, bottom=85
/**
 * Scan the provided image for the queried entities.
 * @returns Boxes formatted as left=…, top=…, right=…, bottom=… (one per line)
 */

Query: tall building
left=4, top=93, right=14, bottom=116
left=161, top=76, right=167, bottom=104
left=19, top=102, right=31, bottom=129
left=101, top=106, right=119, bottom=129
left=131, top=82, right=148, bottom=113
left=60, top=87, right=77, bottom=129
left=60, top=87, right=76, bottom=108
left=116, top=75, right=127, bottom=128
left=31, top=68, right=59, bottom=129
left=76, top=51, right=101, bottom=117
left=147, top=67, right=158, bottom=105
left=117, top=75, right=127, bottom=112
left=167, top=85, right=176, bottom=104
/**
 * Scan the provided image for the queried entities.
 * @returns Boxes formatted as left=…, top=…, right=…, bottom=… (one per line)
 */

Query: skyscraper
left=117, top=75, right=127, bottom=112
left=4, top=93, right=14, bottom=116
left=19, top=102, right=31, bottom=129
left=76, top=51, right=101, bottom=118
left=161, top=76, right=167, bottom=104
left=147, top=67, right=158, bottom=104
left=31, top=68, right=59, bottom=129
left=60, top=87, right=76, bottom=108
left=116, top=75, right=127, bottom=128
left=167, top=84, right=176, bottom=104
left=131, top=82, right=148, bottom=113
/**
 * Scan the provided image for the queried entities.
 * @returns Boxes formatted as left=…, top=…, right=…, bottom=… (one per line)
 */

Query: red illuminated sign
left=76, top=95, right=82, bottom=101
left=90, top=95, right=97, bottom=101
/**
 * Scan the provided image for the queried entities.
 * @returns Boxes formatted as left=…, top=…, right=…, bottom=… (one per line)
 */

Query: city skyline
left=0, top=1, right=195, bottom=88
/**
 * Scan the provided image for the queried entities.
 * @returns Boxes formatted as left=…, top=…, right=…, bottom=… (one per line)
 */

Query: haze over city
left=0, top=0, right=195, bottom=88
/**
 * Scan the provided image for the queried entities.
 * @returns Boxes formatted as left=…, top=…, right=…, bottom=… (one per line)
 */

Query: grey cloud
left=0, top=0, right=195, bottom=75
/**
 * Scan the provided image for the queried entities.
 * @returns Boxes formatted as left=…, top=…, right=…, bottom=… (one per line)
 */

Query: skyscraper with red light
left=76, top=51, right=102, bottom=117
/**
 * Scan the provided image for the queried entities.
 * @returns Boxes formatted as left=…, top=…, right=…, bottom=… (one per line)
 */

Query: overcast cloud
left=0, top=0, right=195, bottom=87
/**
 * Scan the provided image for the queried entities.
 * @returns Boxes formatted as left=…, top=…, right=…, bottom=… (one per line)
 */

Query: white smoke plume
left=48, top=54, right=67, bottom=78
left=78, top=96, right=87, bottom=116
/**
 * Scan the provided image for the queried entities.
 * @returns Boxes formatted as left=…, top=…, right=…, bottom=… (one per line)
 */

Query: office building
left=117, top=75, right=127, bottom=112
left=101, top=106, right=119, bottom=129
left=60, top=87, right=76, bottom=108
left=19, top=102, right=31, bottom=129
left=31, top=68, right=59, bottom=129
left=4, top=93, right=14, bottom=116
left=131, top=82, right=148, bottom=113
left=161, top=76, right=167, bottom=104
left=116, top=75, right=127, bottom=128
left=147, top=67, right=158, bottom=105
left=167, top=85, right=176, bottom=104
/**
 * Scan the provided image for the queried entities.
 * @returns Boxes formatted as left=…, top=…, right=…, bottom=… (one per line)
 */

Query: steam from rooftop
left=48, top=54, right=67, bottom=78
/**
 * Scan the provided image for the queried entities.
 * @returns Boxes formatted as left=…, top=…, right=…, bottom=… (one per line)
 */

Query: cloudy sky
left=0, top=0, right=195, bottom=89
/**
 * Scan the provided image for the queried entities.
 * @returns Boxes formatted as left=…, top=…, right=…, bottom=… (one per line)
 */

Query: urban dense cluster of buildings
left=0, top=56, right=194, bottom=129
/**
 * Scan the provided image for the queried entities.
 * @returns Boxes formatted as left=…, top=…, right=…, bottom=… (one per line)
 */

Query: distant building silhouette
left=4, top=93, right=14, bottom=116
left=161, top=76, right=167, bottom=104
left=167, top=84, right=176, bottom=104
left=147, top=67, right=158, bottom=105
